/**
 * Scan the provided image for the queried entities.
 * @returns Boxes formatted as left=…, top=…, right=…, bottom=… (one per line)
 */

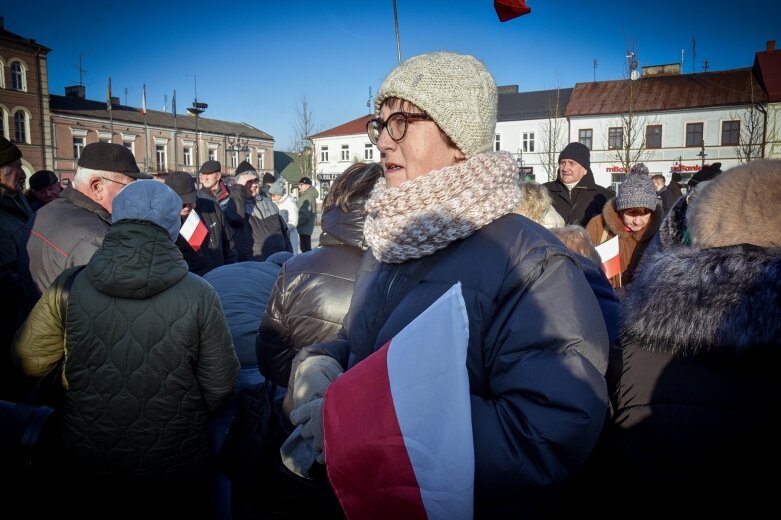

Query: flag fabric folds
left=323, top=283, right=474, bottom=520
left=494, top=0, right=531, bottom=22
left=172, top=90, right=176, bottom=118
left=106, top=77, right=112, bottom=111
left=142, top=84, right=147, bottom=115
left=180, top=210, right=208, bottom=251
left=595, top=235, right=621, bottom=279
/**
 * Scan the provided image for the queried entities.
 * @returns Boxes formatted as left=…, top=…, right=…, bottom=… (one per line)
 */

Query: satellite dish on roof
left=630, top=70, right=640, bottom=81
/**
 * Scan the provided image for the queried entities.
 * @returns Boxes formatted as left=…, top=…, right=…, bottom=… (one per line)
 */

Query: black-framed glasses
left=367, top=111, right=432, bottom=145
left=100, top=176, right=132, bottom=187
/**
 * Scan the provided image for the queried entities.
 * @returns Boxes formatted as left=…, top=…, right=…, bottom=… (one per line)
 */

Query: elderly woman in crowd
left=515, top=180, right=565, bottom=229
left=286, top=51, right=615, bottom=517
left=586, top=163, right=663, bottom=290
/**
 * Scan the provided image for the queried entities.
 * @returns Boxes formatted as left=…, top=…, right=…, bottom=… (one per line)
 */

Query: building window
left=645, top=125, right=662, bottom=149
left=495, top=134, right=501, bottom=151
left=579, top=129, right=593, bottom=150
left=257, top=152, right=264, bottom=170
left=184, top=147, right=192, bottom=166
left=123, top=140, right=134, bottom=153
left=10, top=62, right=26, bottom=91
left=208, top=149, right=216, bottom=161
left=686, top=122, right=704, bottom=147
left=73, top=136, right=86, bottom=159
left=156, top=144, right=167, bottom=172
left=364, top=143, right=374, bottom=160
left=13, top=111, right=26, bottom=143
left=320, top=146, right=329, bottom=162
left=721, top=120, right=740, bottom=146
left=521, top=132, right=535, bottom=153
left=608, top=127, right=623, bottom=149
left=231, top=152, right=239, bottom=168
left=99, top=131, right=112, bottom=144
left=340, top=144, right=349, bottom=161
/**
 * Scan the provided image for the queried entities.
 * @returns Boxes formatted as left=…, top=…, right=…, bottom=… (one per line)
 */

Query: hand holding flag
left=180, top=209, right=208, bottom=251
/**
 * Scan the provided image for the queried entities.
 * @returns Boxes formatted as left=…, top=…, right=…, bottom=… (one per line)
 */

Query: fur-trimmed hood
left=601, top=197, right=663, bottom=241
left=621, top=243, right=781, bottom=358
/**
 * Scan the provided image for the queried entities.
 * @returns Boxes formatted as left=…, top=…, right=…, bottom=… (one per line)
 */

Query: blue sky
left=4, top=1, right=779, bottom=150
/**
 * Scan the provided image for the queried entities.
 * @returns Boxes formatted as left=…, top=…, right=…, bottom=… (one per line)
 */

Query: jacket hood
left=318, top=201, right=368, bottom=250
left=87, top=220, right=188, bottom=298
left=621, top=244, right=781, bottom=358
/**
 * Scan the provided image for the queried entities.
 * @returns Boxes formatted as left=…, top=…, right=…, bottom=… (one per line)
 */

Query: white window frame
left=320, top=145, right=329, bottom=162
left=13, top=108, right=31, bottom=144
left=9, top=60, right=28, bottom=92
left=495, top=133, right=501, bottom=151
left=257, top=151, right=265, bottom=169
left=183, top=146, right=193, bottom=166
left=521, top=132, right=535, bottom=153
left=364, top=143, right=374, bottom=160
left=340, top=144, right=349, bottom=161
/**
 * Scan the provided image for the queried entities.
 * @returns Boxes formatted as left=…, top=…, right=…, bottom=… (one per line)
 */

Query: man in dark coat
left=0, top=136, right=31, bottom=399
left=544, top=142, right=613, bottom=226
left=17, top=142, right=150, bottom=322
left=296, top=176, right=319, bottom=252
left=165, top=171, right=236, bottom=276
left=25, top=169, right=62, bottom=212
left=198, top=160, right=230, bottom=207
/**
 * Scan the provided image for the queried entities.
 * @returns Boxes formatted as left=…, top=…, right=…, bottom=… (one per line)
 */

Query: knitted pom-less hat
left=375, top=51, right=497, bottom=158
left=616, top=163, right=657, bottom=211
left=0, top=135, right=22, bottom=167
left=112, top=180, right=182, bottom=241
left=558, top=142, right=591, bottom=173
left=235, top=160, right=256, bottom=176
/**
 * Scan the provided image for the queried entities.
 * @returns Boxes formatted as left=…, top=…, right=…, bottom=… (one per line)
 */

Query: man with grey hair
left=17, top=142, right=150, bottom=318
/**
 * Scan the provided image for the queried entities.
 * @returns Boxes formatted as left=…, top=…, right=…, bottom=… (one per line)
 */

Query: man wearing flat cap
left=17, top=142, right=150, bottom=319
left=165, top=171, right=237, bottom=276
left=25, top=170, right=62, bottom=211
left=0, top=135, right=32, bottom=399
left=544, top=142, right=614, bottom=226
left=198, top=160, right=230, bottom=207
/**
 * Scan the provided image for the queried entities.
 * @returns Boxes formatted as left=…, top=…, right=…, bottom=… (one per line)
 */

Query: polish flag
left=323, top=283, right=474, bottom=520
left=180, top=210, right=208, bottom=251
left=595, top=235, right=621, bottom=279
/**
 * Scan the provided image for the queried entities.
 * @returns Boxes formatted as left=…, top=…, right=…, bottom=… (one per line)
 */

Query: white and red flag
left=180, top=210, right=208, bottom=251
left=595, top=235, right=621, bottom=279
left=323, top=283, right=474, bottom=520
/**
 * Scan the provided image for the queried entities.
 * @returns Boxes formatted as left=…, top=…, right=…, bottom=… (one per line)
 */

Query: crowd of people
left=1, top=49, right=779, bottom=519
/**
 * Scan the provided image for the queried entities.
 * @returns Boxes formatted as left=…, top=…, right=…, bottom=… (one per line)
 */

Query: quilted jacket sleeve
left=12, top=268, right=73, bottom=378
left=256, top=262, right=295, bottom=386
left=196, top=289, right=240, bottom=413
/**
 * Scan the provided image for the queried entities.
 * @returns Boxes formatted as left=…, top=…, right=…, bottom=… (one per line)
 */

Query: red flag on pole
left=323, top=283, right=474, bottom=520
left=494, top=0, right=531, bottom=22
left=595, top=235, right=621, bottom=279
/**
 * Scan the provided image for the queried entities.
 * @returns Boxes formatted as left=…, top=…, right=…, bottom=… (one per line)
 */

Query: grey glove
left=291, top=355, right=343, bottom=408
left=289, top=397, right=325, bottom=464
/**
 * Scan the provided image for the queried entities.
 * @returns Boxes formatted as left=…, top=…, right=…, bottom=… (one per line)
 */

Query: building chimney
left=767, top=40, right=776, bottom=53
left=65, top=85, right=86, bottom=98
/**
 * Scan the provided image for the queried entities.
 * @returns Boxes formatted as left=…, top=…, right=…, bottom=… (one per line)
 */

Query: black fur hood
left=620, top=244, right=781, bottom=358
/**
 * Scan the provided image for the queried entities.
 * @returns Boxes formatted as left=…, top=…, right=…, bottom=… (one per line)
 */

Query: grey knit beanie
left=616, top=163, right=657, bottom=211
left=111, top=180, right=182, bottom=241
left=374, top=51, right=497, bottom=158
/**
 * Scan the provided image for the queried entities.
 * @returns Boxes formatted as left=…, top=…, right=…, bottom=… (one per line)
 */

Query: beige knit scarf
left=364, top=151, right=523, bottom=263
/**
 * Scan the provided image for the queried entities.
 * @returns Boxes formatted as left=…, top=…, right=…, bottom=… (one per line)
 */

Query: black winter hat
left=670, top=172, right=683, bottom=183
left=29, top=170, right=58, bottom=191
left=558, top=142, right=591, bottom=173
left=235, top=160, right=256, bottom=175
left=688, top=162, right=722, bottom=188
left=0, top=135, right=22, bottom=167
left=262, top=172, right=276, bottom=185
left=199, top=160, right=221, bottom=175
left=77, top=142, right=149, bottom=178
left=298, top=176, right=312, bottom=185
left=164, top=171, right=197, bottom=205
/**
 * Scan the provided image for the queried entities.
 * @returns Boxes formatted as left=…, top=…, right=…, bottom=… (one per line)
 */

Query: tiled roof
left=753, top=42, right=781, bottom=102
left=498, top=88, right=574, bottom=121
left=566, top=68, right=767, bottom=117
left=49, top=94, right=273, bottom=140
left=308, top=114, right=374, bottom=139
left=0, top=25, right=51, bottom=52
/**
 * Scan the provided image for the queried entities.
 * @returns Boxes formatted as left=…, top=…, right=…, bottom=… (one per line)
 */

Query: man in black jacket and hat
left=544, top=142, right=613, bottom=226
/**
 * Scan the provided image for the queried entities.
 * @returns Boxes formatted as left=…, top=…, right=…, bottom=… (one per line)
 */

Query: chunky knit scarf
left=364, top=151, right=523, bottom=263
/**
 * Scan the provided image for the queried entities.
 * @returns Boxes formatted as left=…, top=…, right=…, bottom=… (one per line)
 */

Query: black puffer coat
left=257, top=201, right=367, bottom=387
left=300, top=214, right=614, bottom=517
left=605, top=244, right=781, bottom=516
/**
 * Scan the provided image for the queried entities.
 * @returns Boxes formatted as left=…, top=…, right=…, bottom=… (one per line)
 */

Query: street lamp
left=227, top=132, right=250, bottom=168
left=516, top=148, right=525, bottom=181
left=187, top=101, right=207, bottom=182
left=696, top=140, right=707, bottom=168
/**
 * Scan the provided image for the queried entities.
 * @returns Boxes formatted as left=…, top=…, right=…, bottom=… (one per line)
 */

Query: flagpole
left=392, top=0, right=401, bottom=63
left=107, top=77, right=114, bottom=142
left=143, top=84, right=149, bottom=172
left=173, top=90, right=178, bottom=171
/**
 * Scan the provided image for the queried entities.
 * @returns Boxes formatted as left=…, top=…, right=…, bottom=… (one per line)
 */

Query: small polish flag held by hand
left=494, top=0, right=531, bottom=22
left=595, top=235, right=621, bottom=279
left=323, top=283, right=474, bottom=520
left=180, top=210, right=208, bottom=252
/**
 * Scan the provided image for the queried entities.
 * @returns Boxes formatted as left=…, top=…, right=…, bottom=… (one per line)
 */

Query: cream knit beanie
left=374, top=51, right=497, bottom=158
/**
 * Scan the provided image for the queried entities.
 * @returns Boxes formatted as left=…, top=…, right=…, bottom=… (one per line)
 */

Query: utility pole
left=697, top=140, right=707, bottom=168
left=186, top=74, right=207, bottom=183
